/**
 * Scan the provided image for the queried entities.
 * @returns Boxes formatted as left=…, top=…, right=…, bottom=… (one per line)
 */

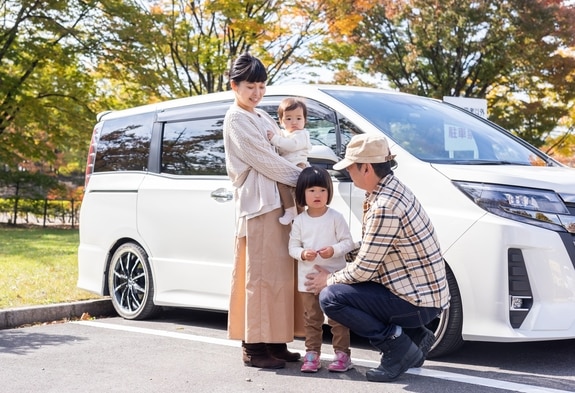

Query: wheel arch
left=102, top=237, right=150, bottom=297
left=427, top=261, right=465, bottom=358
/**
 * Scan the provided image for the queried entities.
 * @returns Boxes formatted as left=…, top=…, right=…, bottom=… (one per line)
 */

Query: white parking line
left=75, top=320, right=571, bottom=393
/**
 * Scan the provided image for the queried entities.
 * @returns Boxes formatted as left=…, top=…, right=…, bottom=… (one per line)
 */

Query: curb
left=0, top=298, right=117, bottom=330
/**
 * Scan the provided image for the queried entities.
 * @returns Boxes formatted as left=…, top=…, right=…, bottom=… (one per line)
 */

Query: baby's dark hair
left=229, top=52, right=267, bottom=84
left=278, top=97, right=307, bottom=121
left=295, top=166, right=333, bottom=206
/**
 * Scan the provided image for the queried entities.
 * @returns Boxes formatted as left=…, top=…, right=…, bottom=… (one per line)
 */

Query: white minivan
left=78, top=84, right=575, bottom=357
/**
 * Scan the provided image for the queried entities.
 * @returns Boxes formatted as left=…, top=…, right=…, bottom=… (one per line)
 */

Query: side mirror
left=308, top=145, right=399, bottom=180
left=308, top=145, right=350, bottom=180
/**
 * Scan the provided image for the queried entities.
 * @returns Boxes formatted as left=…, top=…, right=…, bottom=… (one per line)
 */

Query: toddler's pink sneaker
left=301, top=351, right=321, bottom=373
left=327, top=350, right=353, bottom=372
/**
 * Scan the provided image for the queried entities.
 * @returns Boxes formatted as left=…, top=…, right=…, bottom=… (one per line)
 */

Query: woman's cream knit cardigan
left=223, top=104, right=302, bottom=236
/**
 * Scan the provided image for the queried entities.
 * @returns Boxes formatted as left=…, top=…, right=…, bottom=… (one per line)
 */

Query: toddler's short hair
left=278, top=97, right=307, bottom=121
left=295, top=166, right=333, bottom=206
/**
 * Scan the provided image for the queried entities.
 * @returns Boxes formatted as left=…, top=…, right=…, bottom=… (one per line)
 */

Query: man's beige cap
left=333, top=133, right=396, bottom=170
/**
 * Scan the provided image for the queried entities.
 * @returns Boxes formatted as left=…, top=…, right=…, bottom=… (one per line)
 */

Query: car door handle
left=211, top=188, right=233, bottom=202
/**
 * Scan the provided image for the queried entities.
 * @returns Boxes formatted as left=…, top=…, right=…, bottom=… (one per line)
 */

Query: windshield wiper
left=450, top=160, right=530, bottom=165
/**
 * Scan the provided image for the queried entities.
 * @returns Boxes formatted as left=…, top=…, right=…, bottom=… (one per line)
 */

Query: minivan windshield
left=325, top=89, right=552, bottom=166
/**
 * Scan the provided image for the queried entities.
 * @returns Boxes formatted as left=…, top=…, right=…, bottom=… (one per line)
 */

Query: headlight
left=453, top=181, right=574, bottom=233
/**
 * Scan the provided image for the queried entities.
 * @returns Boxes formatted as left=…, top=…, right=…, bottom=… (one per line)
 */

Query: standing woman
left=223, top=52, right=303, bottom=369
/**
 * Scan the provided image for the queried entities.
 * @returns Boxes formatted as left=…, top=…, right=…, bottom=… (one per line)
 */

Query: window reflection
left=95, top=113, right=154, bottom=172
left=161, top=118, right=226, bottom=176
left=327, top=90, right=549, bottom=166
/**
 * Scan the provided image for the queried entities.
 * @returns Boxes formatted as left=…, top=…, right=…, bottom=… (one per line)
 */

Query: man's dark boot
left=267, top=343, right=301, bottom=362
left=365, top=331, right=423, bottom=382
left=404, top=326, right=436, bottom=367
left=242, top=342, right=286, bottom=369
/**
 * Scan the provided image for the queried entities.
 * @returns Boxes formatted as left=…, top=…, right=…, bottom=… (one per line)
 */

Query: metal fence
left=0, top=198, right=81, bottom=228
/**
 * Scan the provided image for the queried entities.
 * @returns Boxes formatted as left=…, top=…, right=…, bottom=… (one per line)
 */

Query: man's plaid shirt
left=327, top=173, right=450, bottom=310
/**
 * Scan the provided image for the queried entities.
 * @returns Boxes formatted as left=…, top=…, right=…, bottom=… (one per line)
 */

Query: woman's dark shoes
left=243, top=352, right=286, bottom=369
left=242, top=342, right=286, bottom=369
left=266, top=343, right=302, bottom=362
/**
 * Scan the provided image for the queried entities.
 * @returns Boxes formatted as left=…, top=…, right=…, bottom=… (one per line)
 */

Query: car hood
left=432, top=164, right=575, bottom=202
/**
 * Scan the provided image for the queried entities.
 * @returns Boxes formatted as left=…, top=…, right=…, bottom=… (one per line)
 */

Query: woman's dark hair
left=229, top=52, right=267, bottom=84
left=295, top=166, right=333, bottom=207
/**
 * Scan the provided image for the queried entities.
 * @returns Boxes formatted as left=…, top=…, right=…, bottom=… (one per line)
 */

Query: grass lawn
left=0, top=225, right=102, bottom=309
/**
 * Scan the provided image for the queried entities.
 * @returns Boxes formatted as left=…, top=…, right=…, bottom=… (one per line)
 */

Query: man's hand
left=304, top=265, right=330, bottom=295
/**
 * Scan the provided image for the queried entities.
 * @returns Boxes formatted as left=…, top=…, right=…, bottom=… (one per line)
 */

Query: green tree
left=312, top=0, right=575, bottom=148
left=485, top=2, right=575, bottom=148
left=93, top=0, right=323, bottom=102
left=0, top=0, right=100, bottom=173
left=1, top=0, right=327, bottom=185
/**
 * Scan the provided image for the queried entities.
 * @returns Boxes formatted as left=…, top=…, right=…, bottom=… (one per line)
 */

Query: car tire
left=427, top=264, right=464, bottom=358
left=108, top=242, right=160, bottom=320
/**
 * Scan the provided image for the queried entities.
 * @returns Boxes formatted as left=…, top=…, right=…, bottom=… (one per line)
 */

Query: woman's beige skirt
left=228, top=208, right=304, bottom=343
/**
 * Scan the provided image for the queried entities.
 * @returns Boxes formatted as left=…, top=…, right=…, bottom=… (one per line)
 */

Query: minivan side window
left=161, top=117, right=227, bottom=176
left=337, top=116, right=362, bottom=154
left=259, top=97, right=341, bottom=154
left=94, top=112, right=154, bottom=172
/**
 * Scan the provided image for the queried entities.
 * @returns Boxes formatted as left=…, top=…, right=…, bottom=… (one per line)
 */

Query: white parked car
left=78, top=85, right=575, bottom=357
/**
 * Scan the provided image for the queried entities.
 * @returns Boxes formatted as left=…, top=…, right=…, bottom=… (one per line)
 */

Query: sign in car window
left=443, top=96, right=487, bottom=119
left=444, top=124, right=478, bottom=159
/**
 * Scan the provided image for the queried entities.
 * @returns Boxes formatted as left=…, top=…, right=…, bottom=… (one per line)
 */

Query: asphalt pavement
left=0, top=298, right=115, bottom=329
